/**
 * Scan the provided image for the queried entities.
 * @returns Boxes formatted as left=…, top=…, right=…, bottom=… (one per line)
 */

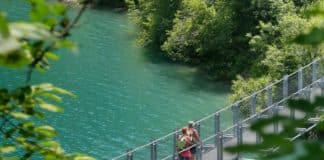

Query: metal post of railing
left=267, top=86, right=273, bottom=106
left=197, top=143, right=203, bottom=160
left=196, top=122, right=201, bottom=138
left=273, top=105, right=279, bottom=133
left=294, top=68, right=303, bottom=118
left=236, top=124, right=243, bottom=159
left=237, top=124, right=242, bottom=145
left=195, top=122, right=201, bottom=160
left=256, top=114, right=261, bottom=144
left=251, top=93, right=257, bottom=121
left=312, top=60, right=318, bottom=83
left=126, top=150, right=133, bottom=160
left=319, top=77, right=324, bottom=96
left=173, top=130, right=179, bottom=160
left=217, top=132, right=223, bottom=160
left=283, top=75, right=289, bottom=122
left=267, top=86, right=273, bottom=115
left=214, top=113, right=220, bottom=147
left=283, top=75, right=288, bottom=98
left=151, top=140, right=157, bottom=160
left=306, top=86, right=312, bottom=100
left=232, top=103, right=239, bottom=136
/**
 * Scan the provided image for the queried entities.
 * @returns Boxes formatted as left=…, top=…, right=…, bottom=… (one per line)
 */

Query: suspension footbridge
left=112, top=58, right=324, bottom=160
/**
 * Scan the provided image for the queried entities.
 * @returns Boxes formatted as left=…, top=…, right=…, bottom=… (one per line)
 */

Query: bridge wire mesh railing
left=111, top=58, right=324, bottom=160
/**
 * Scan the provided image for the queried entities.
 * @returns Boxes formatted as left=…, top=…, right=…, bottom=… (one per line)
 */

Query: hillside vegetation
left=127, top=0, right=324, bottom=100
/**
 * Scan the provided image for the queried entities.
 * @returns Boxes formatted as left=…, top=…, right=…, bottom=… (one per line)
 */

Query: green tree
left=230, top=0, right=324, bottom=104
left=227, top=97, right=324, bottom=159
left=93, top=0, right=127, bottom=8
left=226, top=2, right=324, bottom=159
left=161, top=0, right=218, bottom=63
left=127, top=0, right=181, bottom=47
left=0, top=0, right=94, bottom=159
left=130, top=0, right=320, bottom=81
left=229, top=76, right=272, bottom=115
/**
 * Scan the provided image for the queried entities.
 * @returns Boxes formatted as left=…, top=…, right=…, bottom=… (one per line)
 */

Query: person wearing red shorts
left=178, top=128, right=192, bottom=160
left=187, top=121, right=200, bottom=160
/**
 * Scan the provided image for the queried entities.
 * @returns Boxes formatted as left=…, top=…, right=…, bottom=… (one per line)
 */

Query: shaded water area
left=0, top=2, right=229, bottom=159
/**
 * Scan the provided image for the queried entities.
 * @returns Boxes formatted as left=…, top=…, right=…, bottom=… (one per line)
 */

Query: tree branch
left=26, top=2, right=89, bottom=84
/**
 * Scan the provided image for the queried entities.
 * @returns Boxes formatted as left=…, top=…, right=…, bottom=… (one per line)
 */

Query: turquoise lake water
left=0, top=2, right=229, bottom=159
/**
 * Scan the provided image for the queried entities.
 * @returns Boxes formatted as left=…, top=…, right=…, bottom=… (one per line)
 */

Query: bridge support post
left=295, top=68, right=304, bottom=118
left=195, top=122, right=201, bottom=160
left=273, top=105, right=279, bottom=133
left=232, top=103, right=239, bottom=136
left=283, top=75, right=288, bottom=99
left=217, top=132, right=223, bottom=160
left=237, top=124, right=243, bottom=144
left=214, top=113, right=220, bottom=147
left=321, top=78, right=324, bottom=96
left=126, top=150, right=133, bottom=160
left=267, top=86, right=273, bottom=114
left=267, top=86, right=273, bottom=105
left=256, top=114, right=262, bottom=144
left=312, top=60, right=318, bottom=83
left=173, top=130, right=179, bottom=160
left=236, top=124, right=243, bottom=159
left=283, top=75, right=289, bottom=120
left=150, top=140, right=157, bottom=160
left=196, top=122, right=201, bottom=139
left=197, top=143, right=203, bottom=160
left=251, top=94, right=257, bottom=121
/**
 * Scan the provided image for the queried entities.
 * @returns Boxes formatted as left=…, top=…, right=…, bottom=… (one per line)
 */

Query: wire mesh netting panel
left=288, top=72, right=298, bottom=96
left=113, top=144, right=151, bottom=160
left=132, top=145, right=151, bottom=160
left=223, top=126, right=237, bottom=160
left=239, top=97, right=252, bottom=120
left=199, top=115, right=217, bottom=147
left=221, top=109, right=234, bottom=131
left=317, top=59, right=324, bottom=78
left=273, top=81, right=284, bottom=104
left=255, top=89, right=269, bottom=114
left=157, top=134, right=175, bottom=160
left=112, top=58, right=324, bottom=160
left=303, top=64, right=313, bottom=88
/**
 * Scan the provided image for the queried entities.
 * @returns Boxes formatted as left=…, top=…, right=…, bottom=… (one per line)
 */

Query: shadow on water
left=91, top=6, right=128, bottom=13
left=89, top=4, right=231, bottom=95
left=142, top=47, right=230, bottom=94
left=188, top=69, right=230, bottom=94
left=142, top=47, right=173, bottom=65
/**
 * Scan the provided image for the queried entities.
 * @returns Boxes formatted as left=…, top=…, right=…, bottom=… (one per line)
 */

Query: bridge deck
left=203, top=130, right=256, bottom=160
left=202, top=107, right=305, bottom=160
left=111, top=59, right=324, bottom=160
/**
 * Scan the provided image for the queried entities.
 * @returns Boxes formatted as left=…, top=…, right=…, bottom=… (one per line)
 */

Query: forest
left=92, top=0, right=127, bottom=8
left=126, top=0, right=324, bottom=101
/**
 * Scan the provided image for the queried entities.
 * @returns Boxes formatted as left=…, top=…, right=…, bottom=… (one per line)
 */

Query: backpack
left=176, top=136, right=186, bottom=150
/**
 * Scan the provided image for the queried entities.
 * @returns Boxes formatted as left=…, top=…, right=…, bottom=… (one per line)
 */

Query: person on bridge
left=177, top=128, right=192, bottom=160
left=187, top=121, right=200, bottom=160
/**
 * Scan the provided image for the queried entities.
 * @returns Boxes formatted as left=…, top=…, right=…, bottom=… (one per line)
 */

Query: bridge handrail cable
left=111, top=57, right=322, bottom=160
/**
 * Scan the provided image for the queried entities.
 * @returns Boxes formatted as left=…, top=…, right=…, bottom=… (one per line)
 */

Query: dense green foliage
left=230, top=0, right=324, bottom=103
left=226, top=3, right=324, bottom=159
left=227, top=97, right=324, bottom=160
left=130, top=0, right=323, bottom=80
left=0, top=0, right=94, bottom=159
left=93, top=0, right=127, bottom=8
left=127, top=0, right=181, bottom=47
left=129, top=0, right=324, bottom=93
